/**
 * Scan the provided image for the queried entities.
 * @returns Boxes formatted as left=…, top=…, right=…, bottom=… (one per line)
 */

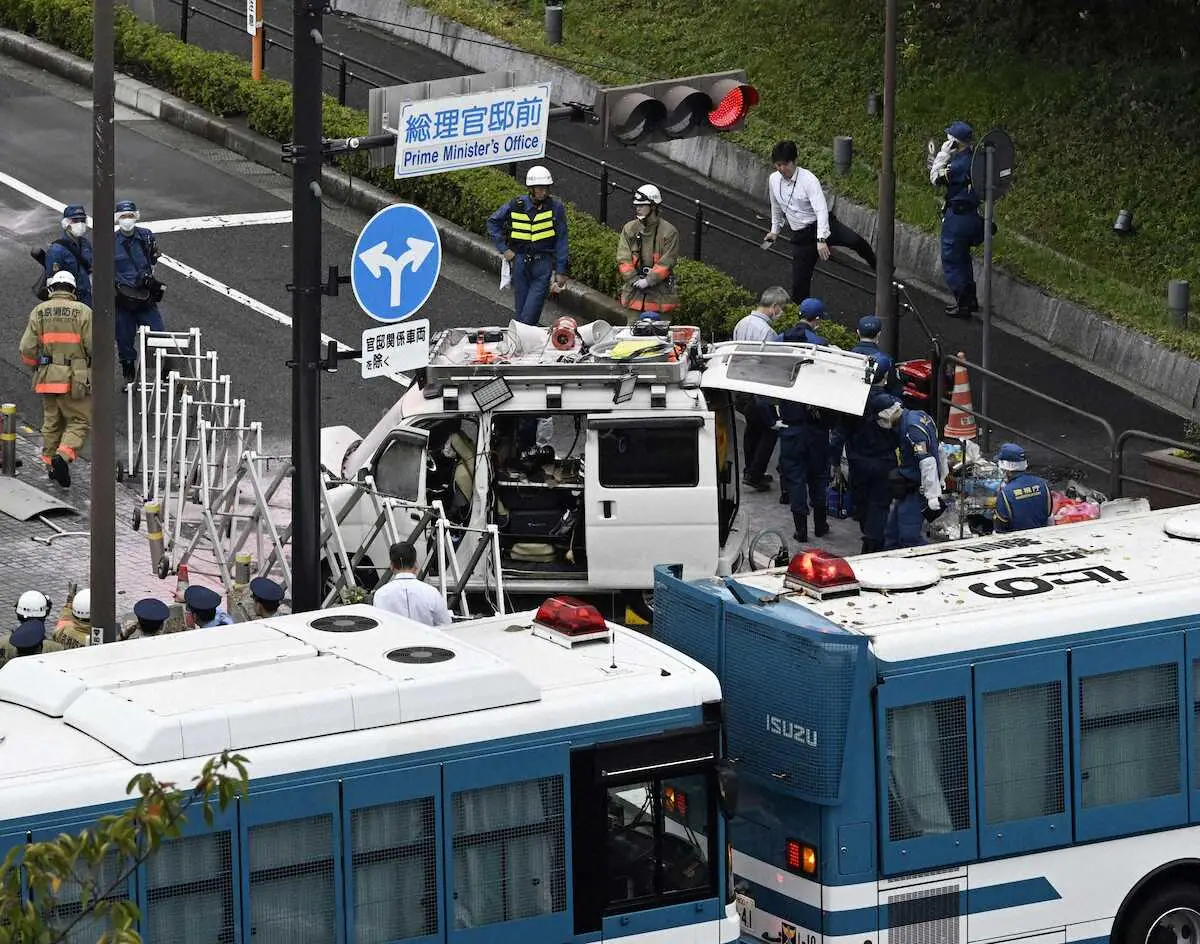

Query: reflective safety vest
left=19, top=293, right=93, bottom=397
left=509, top=203, right=558, bottom=249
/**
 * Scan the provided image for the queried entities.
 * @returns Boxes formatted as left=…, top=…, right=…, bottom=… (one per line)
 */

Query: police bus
left=0, top=600, right=740, bottom=943
left=653, top=505, right=1200, bottom=944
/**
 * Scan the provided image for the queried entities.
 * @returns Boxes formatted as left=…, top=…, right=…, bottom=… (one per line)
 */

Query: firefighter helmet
left=633, top=184, right=662, bottom=206
left=15, top=590, right=50, bottom=619
left=72, top=588, right=91, bottom=622
left=525, top=165, right=554, bottom=187
left=46, top=270, right=77, bottom=293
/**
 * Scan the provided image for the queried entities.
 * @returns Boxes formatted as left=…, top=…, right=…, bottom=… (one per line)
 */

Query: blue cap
left=115, top=199, right=138, bottom=214
left=857, top=315, right=882, bottom=336
left=184, top=585, right=221, bottom=611
left=62, top=204, right=88, bottom=220
left=250, top=577, right=284, bottom=603
left=997, top=442, right=1028, bottom=470
left=11, top=619, right=46, bottom=649
left=945, top=120, right=974, bottom=143
left=798, top=298, right=826, bottom=320
left=867, top=391, right=900, bottom=414
left=134, top=598, right=170, bottom=623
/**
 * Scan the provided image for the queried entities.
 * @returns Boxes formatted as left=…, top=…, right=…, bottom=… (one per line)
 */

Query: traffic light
left=595, top=71, right=758, bottom=147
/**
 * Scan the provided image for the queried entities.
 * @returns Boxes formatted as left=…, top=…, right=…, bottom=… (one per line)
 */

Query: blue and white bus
left=0, top=599, right=740, bottom=943
left=654, top=505, right=1200, bottom=944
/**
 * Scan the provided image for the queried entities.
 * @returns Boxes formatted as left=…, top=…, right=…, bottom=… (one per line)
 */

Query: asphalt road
left=0, top=55, right=528, bottom=461
left=142, top=0, right=1188, bottom=489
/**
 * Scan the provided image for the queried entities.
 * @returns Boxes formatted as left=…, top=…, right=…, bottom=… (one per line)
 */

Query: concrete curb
left=330, top=0, right=1200, bottom=417
left=0, top=28, right=630, bottom=326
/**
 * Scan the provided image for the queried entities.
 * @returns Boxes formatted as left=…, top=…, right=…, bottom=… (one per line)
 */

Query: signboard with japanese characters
left=361, top=319, right=430, bottom=380
left=245, top=0, right=257, bottom=35
left=394, top=83, right=552, bottom=179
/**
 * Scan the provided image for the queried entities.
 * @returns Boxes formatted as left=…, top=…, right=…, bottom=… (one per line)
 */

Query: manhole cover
left=387, top=646, right=456, bottom=664
left=308, top=614, right=379, bottom=633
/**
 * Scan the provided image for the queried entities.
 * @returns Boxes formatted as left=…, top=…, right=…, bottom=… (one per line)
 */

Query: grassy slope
left=401, top=0, right=1200, bottom=357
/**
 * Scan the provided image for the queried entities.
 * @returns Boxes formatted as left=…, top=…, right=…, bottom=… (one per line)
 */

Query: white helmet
left=16, top=590, right=50, bottom=619
left=46, top=270, right=76, bottom=293
left=72, top=588, right=91, bottom=622
left=633, top=184, right=662, bottom=206
left=525, top=165, right=553, bottom=187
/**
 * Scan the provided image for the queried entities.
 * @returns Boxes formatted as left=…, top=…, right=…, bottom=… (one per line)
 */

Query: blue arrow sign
left=351, top=203, right=442, bottom=323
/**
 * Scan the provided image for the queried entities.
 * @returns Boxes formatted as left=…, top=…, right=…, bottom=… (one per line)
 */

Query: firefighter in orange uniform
left=617, top=184, right=680, bottom=319
left=19, top=269, right=92, bottom=488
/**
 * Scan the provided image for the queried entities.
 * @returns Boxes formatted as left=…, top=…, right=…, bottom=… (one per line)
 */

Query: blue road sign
left=351, top=203, right=442, bottom=323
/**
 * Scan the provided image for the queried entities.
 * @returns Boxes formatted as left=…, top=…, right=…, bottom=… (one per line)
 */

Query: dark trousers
left=788, top=224, right=819, bottom=304
left=829, top=214, right=876, bottom=270
left=512, top=252, right=554, bottom=325
left=737, top=395, right=776, bottom=480
left=778, top=424, right=830, bottom=516
left=116, top=304, right=164, bottom=365
left=848, top=455, right=892, bottom=548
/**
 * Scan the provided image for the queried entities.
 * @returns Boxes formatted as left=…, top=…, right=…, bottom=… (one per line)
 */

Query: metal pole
left=92, top=0, right=117, bottom=643
left=291, top=0, right=325, bottom=612
left=0, top=404, right=15, bottom=476
left=692, top=200, right=703, bottom=260
left=338, top=54, right=348, bottom=105
left=874, top=0, right=897, bottom=349
left=598, top=161, right=609, bottom=225
left=888, top=281, right=901, bottom=362
left=544, top=0, right=563, bottom=45
left=980, top=143, right=996, bottom=452
left=179, top=0, right=189, bottom=42
left=253, top=0, right=264, bottom=81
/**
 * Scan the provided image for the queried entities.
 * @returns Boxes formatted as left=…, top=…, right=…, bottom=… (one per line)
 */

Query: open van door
left=584, top=413, right=718, bottom=589
left=700, top=341, right=874, bottom=416
left=367, top=426, right=431, bottom=561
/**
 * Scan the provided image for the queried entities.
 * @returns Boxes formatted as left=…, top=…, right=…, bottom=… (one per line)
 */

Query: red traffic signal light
left=595, top=71, right=758, bottom=147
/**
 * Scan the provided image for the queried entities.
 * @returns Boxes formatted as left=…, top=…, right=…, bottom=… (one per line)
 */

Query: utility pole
left=92, top=0, right=117, bottom=642
left=289, top=0, right=324, bottom=612
left=875, top=0, right=898, bottom=360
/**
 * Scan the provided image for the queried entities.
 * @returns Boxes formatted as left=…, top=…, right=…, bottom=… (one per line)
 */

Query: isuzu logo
left=767, top=714, right=817, bottom=747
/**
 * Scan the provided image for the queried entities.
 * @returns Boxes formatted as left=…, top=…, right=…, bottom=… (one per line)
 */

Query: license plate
left=735, top=892, right=754, bottom=929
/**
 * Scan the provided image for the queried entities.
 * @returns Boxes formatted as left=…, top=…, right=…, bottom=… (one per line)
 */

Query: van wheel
left=1124, top=884, right=1200, bottom=944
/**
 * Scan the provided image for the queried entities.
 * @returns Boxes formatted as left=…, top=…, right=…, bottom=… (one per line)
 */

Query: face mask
left=68, top=222, right=88, bottom=238
left=118, top=217, right=136, bottom=234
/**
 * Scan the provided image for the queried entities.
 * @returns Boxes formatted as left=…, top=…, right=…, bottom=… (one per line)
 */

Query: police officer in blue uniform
left=878, top=400, right=947, bottom=548
left=850, top=315, right=893, bottom=384
left=114, top=200, right=165, bottom=384
left=930, top=121, right=984, bottom=319
left=184, top=585, right=234, bottom=628
left=122, top=598, right=170, bottom=639
left=777, top=398, right=833, bottom=543
left=833, top=391, right=901, bottom=554
left=45, top=204, right=94, bottom=308
left=775, top=298, right=829, bottom=344
left=7, top=619, right=49, bottom=658
left=487, top=166, right=569, bottom=325
left=250, top=577, right=285, bottom=617
left=993, top=442, right=1052, bottom=532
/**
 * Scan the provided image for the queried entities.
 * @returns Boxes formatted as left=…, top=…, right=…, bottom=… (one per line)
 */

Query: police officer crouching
left=993, top=443, right=1052, bottom=532
left=121, top=597, right=170, bottom=640
left=4, top=590, right=63, bottom=661
left=184, top=585, right=234, bottom=628
left=249, top=577, right=285, bottom=619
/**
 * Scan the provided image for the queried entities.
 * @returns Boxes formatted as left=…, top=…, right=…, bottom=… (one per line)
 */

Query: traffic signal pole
left=289, top=0, right=324, bottom=613
left=875, top=0, right=899, bottom=360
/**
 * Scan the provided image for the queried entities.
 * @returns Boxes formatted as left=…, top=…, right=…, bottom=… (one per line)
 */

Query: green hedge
left=0, top=0, right=868, bottom=345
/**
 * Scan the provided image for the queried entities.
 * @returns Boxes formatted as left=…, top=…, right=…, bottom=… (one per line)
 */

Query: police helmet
left=250, top=577, right=284, bottom=605
left=633, top=184, right=662, bottom=206
left=525, top=165, right=553, bottom=187
left=945, top=120, right=974, bottom=144
left=15, top=590, right=51, bottom=620
left=857, top=315, right=882, bottom=337
left=72, top=588, right=91, bottom=622
left=62, top=204, right=88, bottom=222
left=46, top=270, right=77, bottom=294
left=798, top=297, right=826, bottom=320
left=996, top=442, right=1028, bottom=472
left=133, top=597, right=170, bottom=625
left=184, top=585, right=221, bottom=612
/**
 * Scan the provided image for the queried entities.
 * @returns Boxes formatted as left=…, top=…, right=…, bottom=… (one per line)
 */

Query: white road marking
left=0, top=170, right=409, bottom=387
left=145, top=210, right=293, bottom=233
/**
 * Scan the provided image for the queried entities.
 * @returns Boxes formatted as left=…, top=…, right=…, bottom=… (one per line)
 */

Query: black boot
left=813, top=505, right=830, bottom=537
left=964, top=285, right=980, bottom=313
left=944, top=294, right=971, bottom=319
left=121, top=360, right=136, bottom=384
left=792, top=512, right=808, bottom=544
left=50, top=454, right=71, bottom=488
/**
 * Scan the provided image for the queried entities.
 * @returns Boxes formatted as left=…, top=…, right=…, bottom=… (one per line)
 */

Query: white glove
left=633, top=277, right=650, bottom=290
left=919, top=455, right=942, bottom=504
left=929, top=139, right=954, bottom=185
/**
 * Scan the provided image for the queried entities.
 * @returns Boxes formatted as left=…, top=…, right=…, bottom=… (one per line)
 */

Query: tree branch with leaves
left=0, top=751, right=249, bottom=944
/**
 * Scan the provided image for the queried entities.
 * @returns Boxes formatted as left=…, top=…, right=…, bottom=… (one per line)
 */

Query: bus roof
left=0, top=605, right=719, bottom=819
left=730, top=505, right=1200, bottom=665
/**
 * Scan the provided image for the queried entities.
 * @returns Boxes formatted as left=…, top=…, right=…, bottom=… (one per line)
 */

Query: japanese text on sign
left=394, top=83, right=551, bottom=179
left=360, top=319, right=430, bottom=380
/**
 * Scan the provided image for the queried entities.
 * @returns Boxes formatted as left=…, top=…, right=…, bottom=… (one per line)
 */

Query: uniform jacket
left=114, top=227, right=161, bottom=308
left=851, top=340, right=893, bottom=381
left=20, top=294, right=92, bottom=398
left=487, top=194, right=569, bottom=271
left=0, top=629, right=63, bottom=663
left=896, top=410, right=940, bottom=481
left=940, top=149, right=979, bottom=211
left=616, top=216, right=680, bottom=313
left=776, top=322, right=828, bottom=345
left=198, top=609, right=236, bottom=628
left=45, top=235, right=94, bottom=307
left=53, top=613, right=91, bottom=649
left=994, top=472, right=1052, bottom=532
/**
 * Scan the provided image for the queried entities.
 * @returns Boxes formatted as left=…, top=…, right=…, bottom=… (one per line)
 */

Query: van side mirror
left=717, top=760, right=739, bottom=818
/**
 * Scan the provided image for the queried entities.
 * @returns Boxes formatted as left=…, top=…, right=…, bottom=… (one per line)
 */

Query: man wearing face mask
left=113, top=200, right=165, bottom=384
left=878, top=400, right=948, bottom=548
left=930, top=120, right=985, bottom=318
left=617, top=184, right=679, bottom=318
left=44, top=204, right=94, bottom=308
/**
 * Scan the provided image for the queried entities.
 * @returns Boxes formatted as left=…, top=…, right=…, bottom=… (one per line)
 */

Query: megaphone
left=550, top=316, right=578, bottom=351
left=577, top=319, right=613, bottom=348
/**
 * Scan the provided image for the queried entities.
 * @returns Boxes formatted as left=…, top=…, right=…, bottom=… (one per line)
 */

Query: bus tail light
left=785, top=839, right=817, bottom=875
left=784, top=550, right=859, bottom=599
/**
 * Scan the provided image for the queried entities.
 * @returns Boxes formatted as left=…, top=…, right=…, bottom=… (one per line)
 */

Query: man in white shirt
left=763, top=140, right=831, bottom=305
left=730, top=286, right=790, bottom=490
left=371, top=542, right=453, bottom=626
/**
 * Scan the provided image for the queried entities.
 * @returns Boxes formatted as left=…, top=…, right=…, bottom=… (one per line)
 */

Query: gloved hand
left=502, top=249, right=516, bottom=262
left=633, top=277, right=650, bottom=290
left=922, top=497, right=948, bottom=522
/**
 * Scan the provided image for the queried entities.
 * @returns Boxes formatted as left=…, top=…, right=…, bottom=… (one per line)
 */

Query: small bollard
left=1, top=403, right=16, bottom=476
left=544, top=1, right=563, bottom=45
left=867, top=90, right=879, bottom=116
left=833, top=136, right=853, bottom=176
left=145, top=501, right=165, bottom=574
left=1168, top=279, right=1190, bottom=329
left=235, top=552, right=252, bottom=585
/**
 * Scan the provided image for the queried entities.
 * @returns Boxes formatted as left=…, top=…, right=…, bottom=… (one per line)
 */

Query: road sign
left=351, top=204, right=442, bottom=323
left=245, top=0, right=256, bottom=35
left=394, top=83, right=552, bottom=179
left=361, top=319, right=430, bottom=379
left=971, top=128, right=1015, bottom=200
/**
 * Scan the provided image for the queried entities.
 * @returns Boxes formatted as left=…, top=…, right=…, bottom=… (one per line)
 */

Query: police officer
left=878, top=401, right=948, bottom=548
left=833, top=392, right=901, bottom=554
left=776, top=298, right=829, bottom=344
left=487, top=166, right=569, bottom=325
left=930, top=120, right=985, bottom=318
left=120, top=598, right=170, bottom=640
left=114, top=200, right=165, bottom=384
left=777, top=398, right=833, bottom=543
left=53, top=588, right=92, bottom=649
left=851, top=315, right=893, bottom=384
left=45, top=203, right=94, bottom=308
left=20, top=269, right=93, bottom=488
left=993, top=442, right=1052, bottom=532
left=233, top=577, right=286, bottom=622
left=3, top=591, right=63, bottom=662
left=617, top=184, right=680, bottom=318
left=184, top=585, right=235, bottom=628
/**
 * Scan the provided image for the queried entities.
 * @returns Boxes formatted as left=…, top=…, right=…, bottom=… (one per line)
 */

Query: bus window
left=144, top=831, right=237, bottom=942
left=350, top=797, right=438, bottom=941
left=248, top=815, right=338, bottom=943
left=885, top=697, right=971, bottom=841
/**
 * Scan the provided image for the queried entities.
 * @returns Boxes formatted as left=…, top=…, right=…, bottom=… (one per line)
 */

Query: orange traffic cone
left=942, top=353, right=977, bottom=440
left=174, top=563, right=190, bottom=603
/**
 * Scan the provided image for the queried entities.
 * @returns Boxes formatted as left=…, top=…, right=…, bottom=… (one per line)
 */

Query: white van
left=319, top=320, right=874, bottom=615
